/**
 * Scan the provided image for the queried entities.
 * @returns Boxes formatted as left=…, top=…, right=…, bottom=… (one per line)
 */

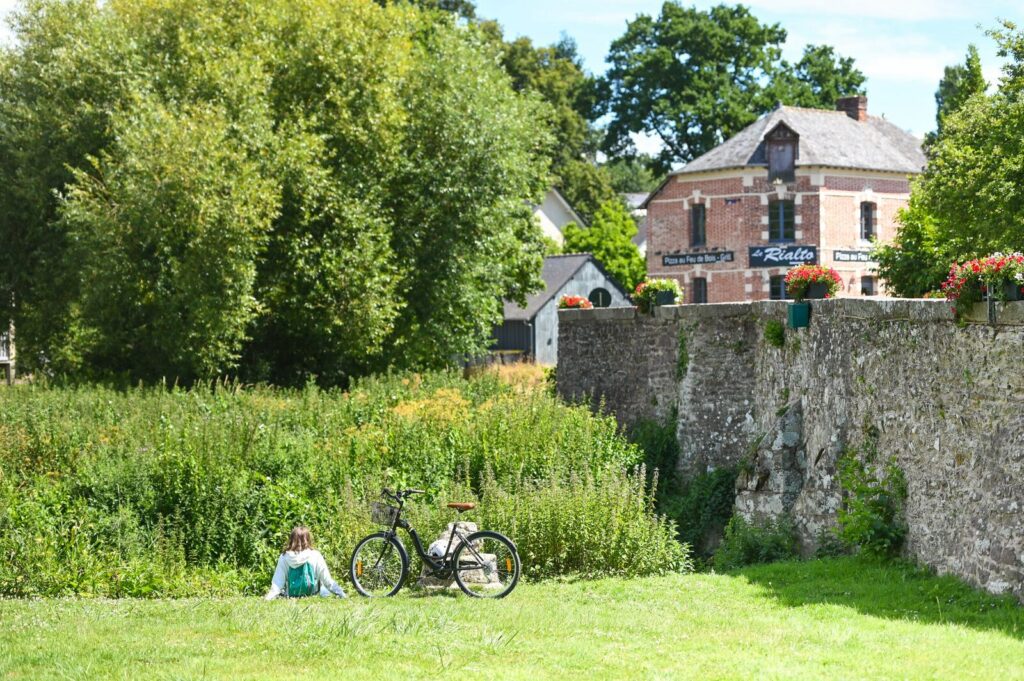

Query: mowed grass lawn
left=2, top=558, right=1022, bottom=680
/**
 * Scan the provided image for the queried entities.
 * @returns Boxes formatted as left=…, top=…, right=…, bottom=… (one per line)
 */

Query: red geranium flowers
left=558, top=294, right=593, bottom=310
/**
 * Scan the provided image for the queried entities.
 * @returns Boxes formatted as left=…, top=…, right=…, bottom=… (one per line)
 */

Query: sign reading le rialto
left=662, top=252, right=735, bottom=267
left=749, top=245, right=817, bottom=268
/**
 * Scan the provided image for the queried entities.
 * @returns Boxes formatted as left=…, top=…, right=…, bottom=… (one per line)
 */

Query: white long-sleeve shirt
left=264, top=549, right=347, bottom=600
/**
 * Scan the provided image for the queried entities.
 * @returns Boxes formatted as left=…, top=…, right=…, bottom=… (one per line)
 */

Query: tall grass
left=0, top=372, right=689, bottom=596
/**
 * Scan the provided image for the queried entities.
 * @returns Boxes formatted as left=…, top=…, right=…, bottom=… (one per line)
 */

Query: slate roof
left=503, top=254, right=625, bottom=321
left=676, top=105, right=926, bottom=177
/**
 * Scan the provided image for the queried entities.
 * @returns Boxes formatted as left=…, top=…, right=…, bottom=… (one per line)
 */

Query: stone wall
left=557, top=299, right=1024, bottom=601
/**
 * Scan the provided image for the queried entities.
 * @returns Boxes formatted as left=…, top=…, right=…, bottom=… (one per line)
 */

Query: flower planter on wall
left=1001, top=281, right=1024, bottom=302
left=788, top=302, right=810, bottom=329
left=655, top=290, right=677, bottom=306
left=803, top=282, right=829, bottom=300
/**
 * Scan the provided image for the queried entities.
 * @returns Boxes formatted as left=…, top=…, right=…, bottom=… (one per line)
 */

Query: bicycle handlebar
left=380, top=487, right=425, bottom=500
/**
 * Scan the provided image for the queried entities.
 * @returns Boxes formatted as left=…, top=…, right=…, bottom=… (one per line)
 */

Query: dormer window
left=765, top=122, right=798, bottom=183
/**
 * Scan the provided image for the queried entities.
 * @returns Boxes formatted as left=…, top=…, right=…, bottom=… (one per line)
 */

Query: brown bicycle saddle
left=447, top=502, right=476, bottom=512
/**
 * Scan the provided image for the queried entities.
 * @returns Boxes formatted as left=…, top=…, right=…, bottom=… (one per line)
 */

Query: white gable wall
left=532, top=261, right=628, bottom=365
left=533, top=189, right=583, bottom=245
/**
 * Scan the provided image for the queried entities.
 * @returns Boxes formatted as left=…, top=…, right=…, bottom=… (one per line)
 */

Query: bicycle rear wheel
left=452, top=530, right=520, bottom=598
left=350, top=532, right=409, bottom=597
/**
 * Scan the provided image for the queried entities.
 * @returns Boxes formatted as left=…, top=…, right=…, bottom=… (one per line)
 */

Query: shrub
left=478, top=466, right=692, bottom=579
left=631, top=415, right=737, bottom=561
left=836, top=449, right=907, bottom=558
left=713, top=515, right=798, bottom=570
left=664, top=468, right=738, bottom=557
left=0, top=372, right=687, bottom=596
left=630, top=415, right=680, bottom=500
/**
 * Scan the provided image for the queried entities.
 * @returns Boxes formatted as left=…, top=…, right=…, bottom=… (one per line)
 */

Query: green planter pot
left=788, top=302, right=810, bottom=329
left=655, top=290, right=677, bottom=306
left=804, top=282, right=829, bottom=300
left=1001, top=281, right=1024, bottom=301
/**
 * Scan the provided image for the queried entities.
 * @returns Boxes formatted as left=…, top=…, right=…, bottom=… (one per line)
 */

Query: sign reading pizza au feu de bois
left=662, top=252, right=735, bottom=267
left=833, top=250, right=875, bottom=263
left=748, top=245, right=817, bottom=267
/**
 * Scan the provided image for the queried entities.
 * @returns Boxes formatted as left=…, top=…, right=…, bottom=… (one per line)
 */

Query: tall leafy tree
left=483, top=27, right=617, bottom=223
left=0, top=0, right=139, bottom=373
left=0, top=0, right=549, bottom=384
left=602, top=155, right=659, bottom=194
left=601, top=3, right=865, bottom=174
left=871, top=195, right=950, bottom=297
left=380, top=18, right=549, bottom=369
left=61, top=100, right=278, bottom=382
left=876, top=21, right=1024, bottom=297
left=770, top=44, right=866, bottom=109
left=562, top=201, right=645, bottom=290
left=926, top=44, right=987, bottom=146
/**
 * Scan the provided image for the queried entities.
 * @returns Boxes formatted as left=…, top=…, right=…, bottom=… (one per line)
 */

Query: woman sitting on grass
left=264, top=526, right=348, bottom=600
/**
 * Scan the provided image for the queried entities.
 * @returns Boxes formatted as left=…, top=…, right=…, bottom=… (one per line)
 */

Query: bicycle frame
left=381, top=493, right=489, bottom=579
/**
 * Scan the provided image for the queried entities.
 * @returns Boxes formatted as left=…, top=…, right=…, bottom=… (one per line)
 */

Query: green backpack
left=286, top=561, right=317, bottom=598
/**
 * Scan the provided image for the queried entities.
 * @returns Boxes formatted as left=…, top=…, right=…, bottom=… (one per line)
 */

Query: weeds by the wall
left=764, top=319, right=785, bottom=349
left=677, top=328, right=689, bottom=379
left=713, top=515, right=798, bottom=570
left=836, top=448, right=908, bottom=558
left=630, top=413, right=736, bottom=562
left=631, top=412, right=680, bottom=501
left=661, top=468, right=738, bottom=559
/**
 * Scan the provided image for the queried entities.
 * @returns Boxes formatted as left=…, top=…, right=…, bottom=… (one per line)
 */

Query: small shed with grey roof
left=492, top=254, right=629, bottom=365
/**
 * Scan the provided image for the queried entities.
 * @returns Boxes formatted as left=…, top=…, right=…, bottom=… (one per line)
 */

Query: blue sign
left=749, top=245, right=817, bottom=268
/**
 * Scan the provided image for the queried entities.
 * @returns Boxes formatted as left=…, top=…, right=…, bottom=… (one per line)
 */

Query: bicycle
left=349, top=488, right=521, bottom=598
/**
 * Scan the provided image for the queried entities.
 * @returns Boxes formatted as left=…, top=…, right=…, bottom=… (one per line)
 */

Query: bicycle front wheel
left=452, top=530, right=520, bottom=598
left=350, top=532, right=409, bottom=597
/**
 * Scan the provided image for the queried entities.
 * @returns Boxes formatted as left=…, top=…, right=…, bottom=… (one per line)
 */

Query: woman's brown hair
left=285, top=526, right=314, bottom=553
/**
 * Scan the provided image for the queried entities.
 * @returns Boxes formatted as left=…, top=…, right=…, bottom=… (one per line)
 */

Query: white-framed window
left=860, top=202, right=876, bottom=241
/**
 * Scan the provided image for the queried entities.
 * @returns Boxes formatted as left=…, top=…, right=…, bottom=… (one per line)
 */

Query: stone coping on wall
left=560, top=298, right=1024, bottom=326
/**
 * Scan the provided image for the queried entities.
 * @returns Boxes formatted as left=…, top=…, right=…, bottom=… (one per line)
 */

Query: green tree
left=374, top=0, right=476, bottom=18
left=0, top=0, right=549, bottom=384
left=381, top=18, right=550, bottom=369
left=555, top=159, right=618, bottom=226
left=926, top=44, right=987, bottom=146
left=499, top=34, right=592, bottom=169
left=871, top=194, right=950, bottom=297
left=770, top=44, right=866, bottom=108
left=562, top=201, right=645, bottom=290
left=602, top=155, right=659, bottom=194
left=61, top=100, right=278, bottom=382
left=488, top=28, right=618, bottom=223
left=0, top=0, right=136, bottom=373
left=601, top=3, right=865, bottom=174
left=876, top=21, right=1024, bottom=295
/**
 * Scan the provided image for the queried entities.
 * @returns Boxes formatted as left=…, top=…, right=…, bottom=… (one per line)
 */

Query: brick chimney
left=836, top=95, right=868, bottom=122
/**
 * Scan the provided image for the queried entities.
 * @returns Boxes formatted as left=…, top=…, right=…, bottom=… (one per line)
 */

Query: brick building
left=643, top=97, right=926, bottom=303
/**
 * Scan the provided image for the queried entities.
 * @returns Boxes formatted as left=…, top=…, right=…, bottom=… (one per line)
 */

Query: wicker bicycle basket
left=370, top=502, right=400, bottom=526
